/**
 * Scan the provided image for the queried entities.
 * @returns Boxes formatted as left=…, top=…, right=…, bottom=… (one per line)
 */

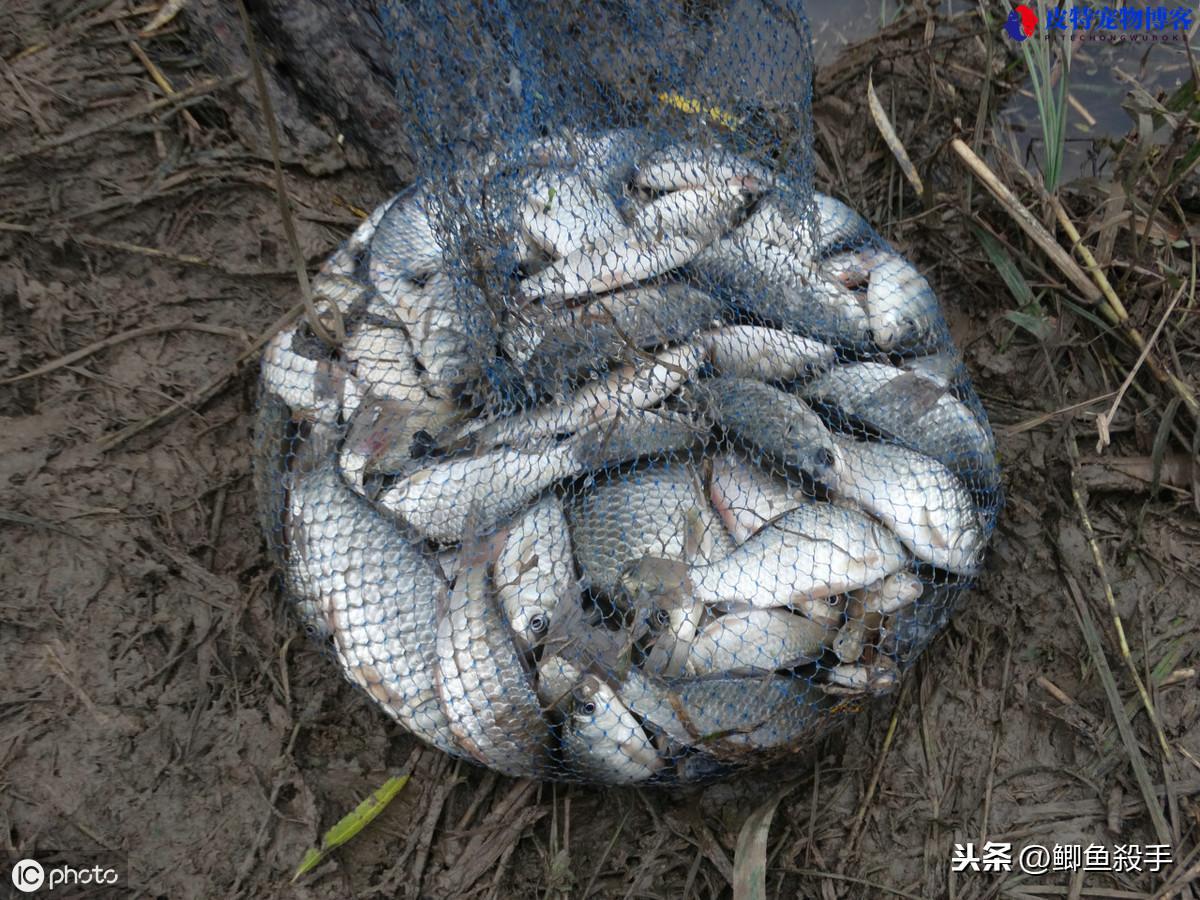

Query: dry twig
left=0, top=73, right=243, bottom=167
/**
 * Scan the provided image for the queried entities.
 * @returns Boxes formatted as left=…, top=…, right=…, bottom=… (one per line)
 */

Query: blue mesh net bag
left=253, top=0, right=1002, bottom=784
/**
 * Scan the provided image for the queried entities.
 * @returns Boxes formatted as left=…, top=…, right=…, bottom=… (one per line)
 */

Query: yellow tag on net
left=656, top=92, right=742, bottom=130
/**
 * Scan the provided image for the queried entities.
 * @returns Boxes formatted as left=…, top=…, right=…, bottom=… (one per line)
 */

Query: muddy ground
left=1, top=2, right=1197, bottom=899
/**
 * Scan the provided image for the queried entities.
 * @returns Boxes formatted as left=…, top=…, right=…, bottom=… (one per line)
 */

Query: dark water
left=805, top=0, right=1196, bottom=183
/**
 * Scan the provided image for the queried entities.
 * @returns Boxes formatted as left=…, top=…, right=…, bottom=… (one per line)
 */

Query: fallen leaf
left=293, top=774, right=410, bottom=881
left=732, top=786, right=793, bottom=900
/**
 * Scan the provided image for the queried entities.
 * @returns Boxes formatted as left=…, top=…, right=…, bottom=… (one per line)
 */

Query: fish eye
left=653, top=609, right=671, bottom=627
left=581, top=701, right=596, bottom=716
left=529, top=613, right=549, bottom=635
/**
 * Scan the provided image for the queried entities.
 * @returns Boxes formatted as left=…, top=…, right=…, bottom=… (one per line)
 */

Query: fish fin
left=457, top=502, right=511, bottom=586
left=867, top=372, right=946, bottom=418
left=681, top=507, right=704, bottom=560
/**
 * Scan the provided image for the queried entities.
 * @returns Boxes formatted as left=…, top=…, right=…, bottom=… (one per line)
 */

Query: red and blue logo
left=1004, top=3, right=1039, bottom=39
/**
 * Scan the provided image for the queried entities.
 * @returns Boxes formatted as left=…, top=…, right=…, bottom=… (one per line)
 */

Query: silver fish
left=338, top=394, right=461, bottom=491
left=690, top=234, right=871, bottom=343
left=616, top=667, right=693, bottom=746
left=689, top=502, right=909, bottom=609
left=570, top=407, right=708, bottom=468
left=694, top=230, right=812, bottom=286
left=261, top=322, right=362, bottom=421
left=903, top=352, right=962, bottom=386
left=495, top=496, right=577, bottom=650
left=687, top=609, right=833, bottom=675
left=434, top=529, right=549, bottom=775
left=820, top=248, right=879, bottom=295
left=736, top=193, right=814, bottom=262
left=321, top=199, right=396, bottom=279
left=832, top=609, right=866, bottom=664
left=530, top=127, right=641, bottom=193
left=284, top=431, right=458, bottom=754
left=311, top=272, right=372, bottom=315
left=468, top=343, right=705, bottom=448
left=563, top=674, right=663, bottom=783
left=832, top=435, right=984, bottom=574
left=376, top=442, right=579, bottom=544
left=620, top=555, right=705, bottom=678
left=569, top=461, right=733, bottom=595
left=379, top=406, right=702, bottom=546
left=520, top=229, right=711, bottom=301
left=672, top=674, right=832, bottom=754
left=520, top=167, right=625, bottom=260
left=702, top=324, right=835, bottom=382
left=858, top=571, right=924, bottom=614
left=502, top=283, right=724, bottom=391
left=369, top=186, right=444, bottom=280
left=436, top=547, right=459, bottom=582
left=813, top=193, right=871, bottom=254
left=367, top=270, right=495, bottom=400
left=535, top=654, right=582, bottom=709
left=341, top=323, right=426, bottom=406
left=634, top=143, right=774, bottom=193
left=502, top=283, right=716, bottom=364
left=627, top=181, right=750, bottom=242
left=708, top=450, right=808, bottom=545
left=732, top=191, right=870, bottom=261
left=821, top=655, right=899, bottom=696
left=864, top=252, right=940, bottom=351
left=878, top=583, right=958, bottom=664
left=799, top=361, right=997, bottom=476
left=834, top=571, right=924, bottom=664
left=692, top=376, right=842, bottom=485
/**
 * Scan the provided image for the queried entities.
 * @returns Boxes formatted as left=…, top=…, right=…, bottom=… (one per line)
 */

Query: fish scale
left=284, top=436, right=459, bottom=755
left=568, top=460, right=734, bottom=596
left=434, top=545, right=550, bottom=776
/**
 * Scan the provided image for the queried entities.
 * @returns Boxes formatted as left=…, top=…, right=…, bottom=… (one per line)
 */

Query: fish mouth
left=809, top=444, right=845, bottom=486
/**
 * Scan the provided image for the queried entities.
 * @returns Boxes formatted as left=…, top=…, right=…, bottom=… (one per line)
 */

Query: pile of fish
left=254, top=131, right=1000, bottom=783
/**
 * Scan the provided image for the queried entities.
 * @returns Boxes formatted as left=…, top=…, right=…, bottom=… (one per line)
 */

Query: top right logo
left=1004, top=4, right=1039, bottom=40
left=1001, top=4, right=1193, bottom=41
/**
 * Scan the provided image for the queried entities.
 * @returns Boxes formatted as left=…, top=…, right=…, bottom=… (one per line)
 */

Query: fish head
left=566, top=674, right=611, bottom=732
left=866, top=571, right=925, bottom=614
left=867, top=265, right=940, bottom=351
left=947, top=522, right=986, bottom=575
left=832, top=620, right=865, bottom=664
left=508, top=602, right=553, bottom=650
left=796, top=437, right=844, bottom=487
left=870, top=309, right=937, bottom=352
left=791, top=594, right=846, bottom=628
left=823, top=654, right=900, bottom=696
left=620, top=555, right=691, bottom=602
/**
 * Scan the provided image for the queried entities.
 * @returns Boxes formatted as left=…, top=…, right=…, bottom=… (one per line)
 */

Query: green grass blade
left=1018, top=0, right=1071, bottom=192
left=293, top=774, right=411, bottom=881
left=1003, top=309, right=1055, bottom=341
left=972, top=225, right=1034, bottom=307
